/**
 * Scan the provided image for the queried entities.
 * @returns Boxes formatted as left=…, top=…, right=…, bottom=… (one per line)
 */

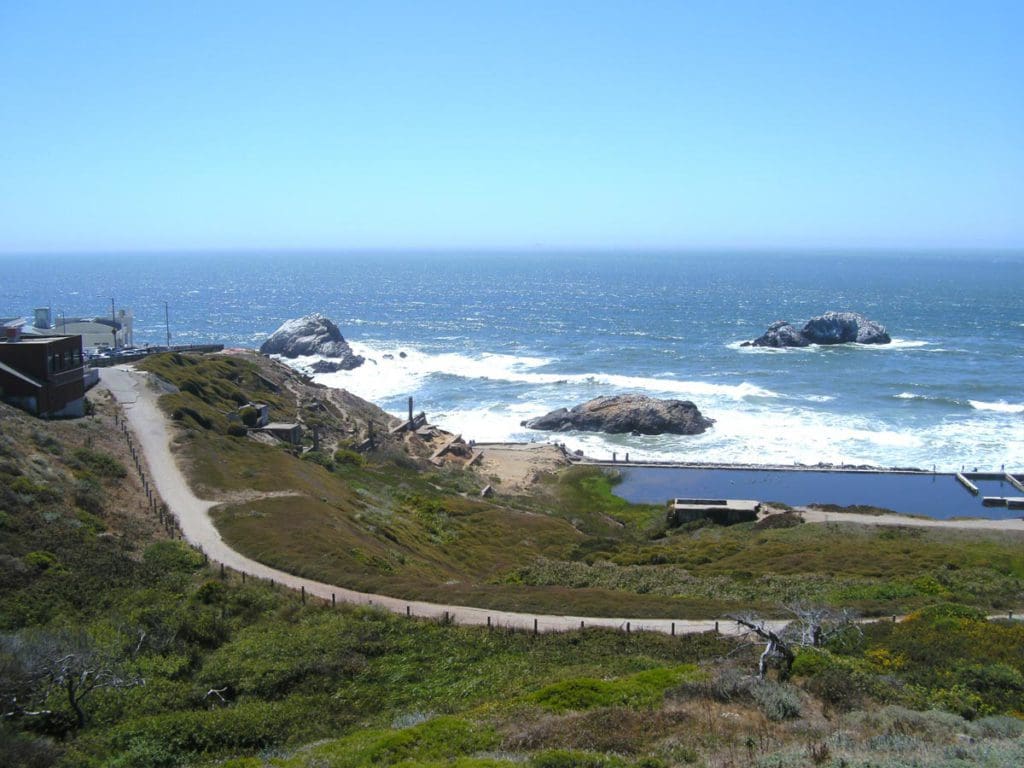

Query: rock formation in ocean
left=260, top=313, right=365, bottom=370
left=521, top=394, right=714, bottom=435
left=744, top=311, right=891, bottom=348
left=745, top=320, right=810, bottom=348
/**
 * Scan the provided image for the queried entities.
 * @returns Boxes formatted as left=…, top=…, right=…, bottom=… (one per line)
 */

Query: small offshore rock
left=260, top=313, right=365, bottom=370
left=309, top=360, right=344, bottom=373
left=522, top=394, right=714, bottom=436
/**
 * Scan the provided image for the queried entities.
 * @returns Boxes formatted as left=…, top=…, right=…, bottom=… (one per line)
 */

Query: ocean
left=4, top=250, right=1023, bottom=472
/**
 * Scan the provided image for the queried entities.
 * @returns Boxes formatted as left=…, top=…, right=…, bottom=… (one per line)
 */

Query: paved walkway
left=101, top=366, right=764, bottom=637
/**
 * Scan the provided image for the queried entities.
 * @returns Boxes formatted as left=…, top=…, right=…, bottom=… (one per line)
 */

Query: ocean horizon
left=4, top=249, right=1023, bottom=472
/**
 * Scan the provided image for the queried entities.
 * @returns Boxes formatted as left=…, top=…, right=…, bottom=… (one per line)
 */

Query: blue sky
left=1, top=1, right=1021, bottom=252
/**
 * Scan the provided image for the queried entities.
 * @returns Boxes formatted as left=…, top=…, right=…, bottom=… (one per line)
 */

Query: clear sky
left=1, top=1, right=1021, bottom=252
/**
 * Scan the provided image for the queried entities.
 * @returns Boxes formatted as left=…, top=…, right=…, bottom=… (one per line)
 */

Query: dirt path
left=101, top=366, right=766, bottom=637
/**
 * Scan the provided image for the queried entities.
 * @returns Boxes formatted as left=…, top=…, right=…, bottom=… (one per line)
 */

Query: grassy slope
left=133, top=352, right=1024, bottom=620
left=4, top=399, right=1024, bottom=768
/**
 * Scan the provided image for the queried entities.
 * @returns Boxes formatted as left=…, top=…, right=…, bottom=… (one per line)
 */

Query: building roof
left=0, top=334, right=79, bottom=345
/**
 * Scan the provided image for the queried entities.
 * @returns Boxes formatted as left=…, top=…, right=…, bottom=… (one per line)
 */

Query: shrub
left=334, top=449, right=365, bottom=467
left=74, top=477, right=105, bottom=516
left=929, top=684, right=989, bottom=720
left=74, top=510, right=107, bottom=534
left=10, top=476, right=62, bottom=506
left=23, top=550, right=64, bottom=572
left=692, top=666, right=751, bottom=703
left=226, top=424, right=249, bottom=438
left=105, top=737, right=181, bottom=768
left=972, top=714, right=1024, bottom=738
left=0, top=724, right=62, bottom=768
left=751, top=681, right=802, bottom=721
left=108, top=696, right=333, bottom=756
left=843, top=705, right=970, bottom=742
left=31, top=429, right=62, bottom=454
left=141, top=541, right=204, bottom=576
left=362, top=716, right=497, bottom=765
left=198, top=614, right=375, bottom=698
left=71, top=447, right=127, bottom=479
left=532, top=667, right=696, bottom=712
left=301, top=450, right=335, bottom=471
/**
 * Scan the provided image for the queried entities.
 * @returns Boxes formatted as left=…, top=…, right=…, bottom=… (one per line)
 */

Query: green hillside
left=3, top=361, right=1024, bottom=767
left=132, top=352, right=1024, bottom=619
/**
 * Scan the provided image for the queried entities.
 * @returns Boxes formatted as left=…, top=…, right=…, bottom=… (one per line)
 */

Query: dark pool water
left=614, top=467, right=1024, bottom=520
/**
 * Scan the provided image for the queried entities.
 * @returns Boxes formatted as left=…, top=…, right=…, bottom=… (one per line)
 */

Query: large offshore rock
left=521, top=394, right=714, bottom=435
left=801, top=311, right=891, bottom=345
left=260, top=314, right=365, bottom=369
left=745, top=311, right=890, bottom=347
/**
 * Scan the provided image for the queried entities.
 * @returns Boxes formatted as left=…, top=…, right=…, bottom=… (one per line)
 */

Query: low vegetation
left=4, top=356, right=1023, bottom=766
left=121, top=355, right=1024, bottom=618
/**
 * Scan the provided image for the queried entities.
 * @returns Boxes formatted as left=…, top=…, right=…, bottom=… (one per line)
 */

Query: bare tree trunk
left=66, top=678, right=85, bottom=729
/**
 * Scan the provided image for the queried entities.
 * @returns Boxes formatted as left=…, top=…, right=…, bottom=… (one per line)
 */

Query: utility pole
left=111, top=298, right=117, bottom=350
left=165, top=302, right=171, bottom=350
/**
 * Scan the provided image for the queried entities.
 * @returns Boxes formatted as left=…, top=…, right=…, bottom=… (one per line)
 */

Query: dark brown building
left=0, top=334, right=86, bottom=417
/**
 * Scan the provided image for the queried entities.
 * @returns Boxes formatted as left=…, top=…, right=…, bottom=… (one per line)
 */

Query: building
left=51, top=311, right=133, bottom=352
left=666, top=498, right=761, bottom=527
left=0, top=331, right=87, bottom=418
left=8, top=307, right=135, bottom=353
left=259, top=422, right=303, bottom=445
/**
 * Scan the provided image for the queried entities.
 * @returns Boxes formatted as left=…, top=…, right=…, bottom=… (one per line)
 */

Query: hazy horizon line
left=4, top=245, right=1023, bottom=258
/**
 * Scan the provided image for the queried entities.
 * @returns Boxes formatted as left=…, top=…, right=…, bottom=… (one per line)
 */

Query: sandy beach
left=474, top=442, right=571, bottom=491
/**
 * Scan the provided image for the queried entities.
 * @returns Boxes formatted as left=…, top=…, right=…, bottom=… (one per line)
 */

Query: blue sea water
left=3, top=250, right=1023, bottom=471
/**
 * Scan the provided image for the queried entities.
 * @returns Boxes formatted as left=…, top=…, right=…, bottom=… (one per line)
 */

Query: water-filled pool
left=613, top=467, right=1022, bottom=520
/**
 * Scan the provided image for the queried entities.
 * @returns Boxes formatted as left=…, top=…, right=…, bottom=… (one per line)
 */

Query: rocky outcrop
left=744, top=311, right=890, bottom=348
left=521, top=394, right=713, bottom=436
left=802, top=311, right=890, bottom=345
left=745, top=320, right=809, bottom=348
left=260, top=314, right=365, bottom=370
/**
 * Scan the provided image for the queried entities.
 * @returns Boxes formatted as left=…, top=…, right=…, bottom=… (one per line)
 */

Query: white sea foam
left=729, top=338, right=930, bottom=352
left=969, top=400, right=1024, bottom=414
left=277, top=340, right=1023, bottom=474
left=874, top=338, right=930, bottom=350
left=307, top=342, right=782, bottom=403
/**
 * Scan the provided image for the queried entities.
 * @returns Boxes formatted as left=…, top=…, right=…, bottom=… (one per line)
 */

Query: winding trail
left=100, top=366, right=1020, bottom=637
